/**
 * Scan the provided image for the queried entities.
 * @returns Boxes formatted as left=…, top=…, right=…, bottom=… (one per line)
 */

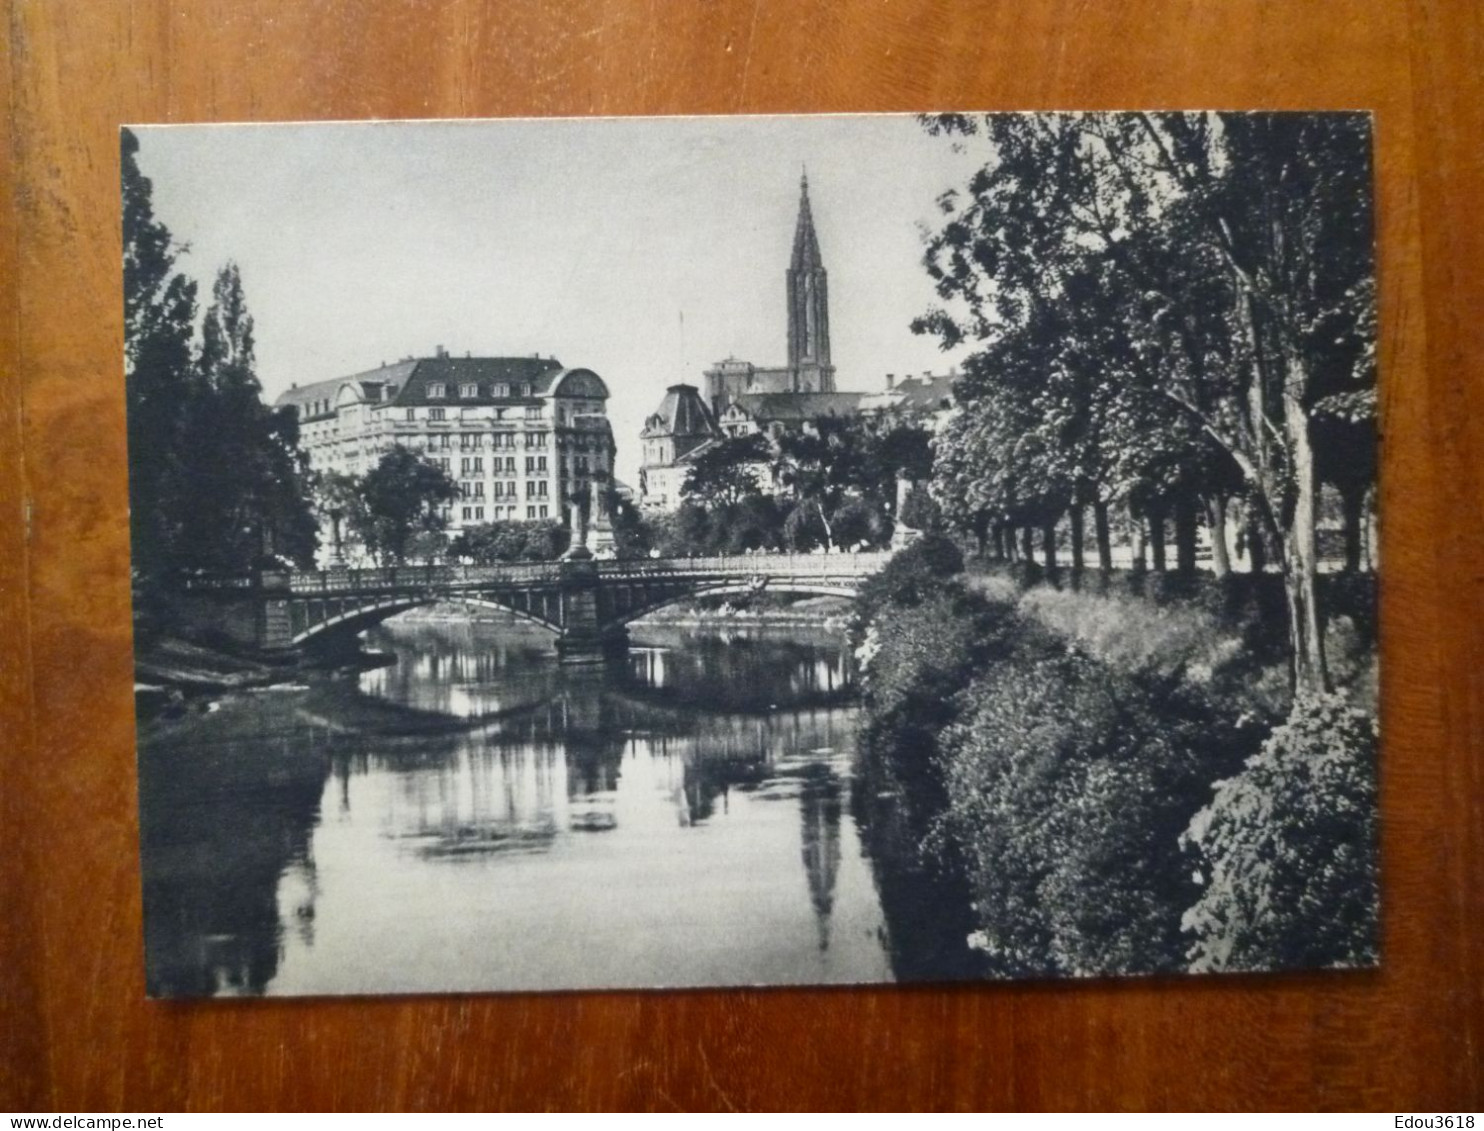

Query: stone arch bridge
left=177, top=552, right=891, bottom=661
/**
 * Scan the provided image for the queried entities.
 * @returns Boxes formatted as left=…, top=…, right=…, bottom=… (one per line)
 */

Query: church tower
left=785, top=172, right=835, bottom=393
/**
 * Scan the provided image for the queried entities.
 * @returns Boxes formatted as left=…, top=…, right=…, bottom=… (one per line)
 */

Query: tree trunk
left=1174, top=495, right=1198, bottom=577
left=1339, top=482, right=1366, bottom=572
left=816, top=501, right=835, bottom=552
left=1042, top=519, right=1058, bottom=571
left=1205, top=496, right=1231, bottom=579
left=1093, top=500, right=1113, bottom=573
left=1246, top=507, right=1267, bottom=573
left=1148, top=505, right=1167, bottom=572
left=1282, top=379, right=1329, bottom=694
left=1069, top=504, right=1086, bottom=574
left=1129, top=504, right=1147, bottom=574
left=1021, top=525, right=1034, bottom=563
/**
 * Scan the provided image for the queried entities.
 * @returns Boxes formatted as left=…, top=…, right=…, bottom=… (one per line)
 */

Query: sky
left=133, top=115, right=981, bottom=483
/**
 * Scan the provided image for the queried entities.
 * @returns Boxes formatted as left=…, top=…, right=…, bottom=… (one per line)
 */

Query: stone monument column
left=585, top=479, right=617, bottom=559
left=891, top=476, right=922, bottom=550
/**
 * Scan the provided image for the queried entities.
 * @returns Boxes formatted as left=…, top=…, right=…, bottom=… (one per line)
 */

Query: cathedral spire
left=791, top=169, right=823, bottom=272
left=786, top=169, right=832, bottom=388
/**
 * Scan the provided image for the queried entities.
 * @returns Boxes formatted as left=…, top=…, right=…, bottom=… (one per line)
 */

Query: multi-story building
left=637, top=384, right=721, bottom=512
left=276, top=349, right=615, bottom=546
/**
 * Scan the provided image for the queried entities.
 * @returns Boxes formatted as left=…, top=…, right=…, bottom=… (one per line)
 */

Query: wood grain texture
left=3, top=0, right=1480, bottom=1111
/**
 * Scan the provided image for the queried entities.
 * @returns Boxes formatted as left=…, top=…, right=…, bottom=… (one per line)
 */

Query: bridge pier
left=555, top=557, right=627, bottom=663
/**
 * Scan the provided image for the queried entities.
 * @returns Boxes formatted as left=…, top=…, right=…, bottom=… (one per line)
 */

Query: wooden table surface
left=2, top=0, right=1480, bottom=1112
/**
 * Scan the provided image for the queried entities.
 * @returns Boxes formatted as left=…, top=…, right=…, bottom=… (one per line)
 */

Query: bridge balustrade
left=595, top=551, right=890, bottom=580
left=182, top=551, right=891, bottom=597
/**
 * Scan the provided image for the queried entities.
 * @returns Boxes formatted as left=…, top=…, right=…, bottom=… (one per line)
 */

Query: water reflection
left=138, top=616, right=978, bottom=996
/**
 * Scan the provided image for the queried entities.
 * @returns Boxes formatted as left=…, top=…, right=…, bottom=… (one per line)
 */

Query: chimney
left=436, top=344, right=447, bottom=358
left=885, top=373, right=895, bottom=390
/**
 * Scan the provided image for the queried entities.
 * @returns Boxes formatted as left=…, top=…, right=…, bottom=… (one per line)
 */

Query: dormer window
left=494, top=383, right=508, bottom=398
left=459, top=383, right=478, bottom=399
left=428, top=383, right=446, bottom=399
left=519, top=383, right=531, bottom=397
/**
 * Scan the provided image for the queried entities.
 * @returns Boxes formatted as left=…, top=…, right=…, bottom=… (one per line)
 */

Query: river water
left=139, top=617, right=979, bottom=997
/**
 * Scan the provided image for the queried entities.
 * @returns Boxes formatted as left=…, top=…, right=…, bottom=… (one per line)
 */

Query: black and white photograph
left=125, top=112, right=1379, bottom=998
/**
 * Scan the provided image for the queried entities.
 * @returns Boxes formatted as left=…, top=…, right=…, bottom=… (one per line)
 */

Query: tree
left=681, top=434, right=770, bottom=510
left=352, top=449, right=459, bottom=565
left=312, top=470, right=368, bottom=564
left=917, top=112, right=1376, bottom=693
left=185, top=264, right=317, bottom=570
left=123, top=127, right=199, bottom=586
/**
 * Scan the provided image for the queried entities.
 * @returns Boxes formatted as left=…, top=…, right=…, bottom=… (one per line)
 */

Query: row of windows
left=427, top=382, right=535, bottom=401
left=456, top=456, right=558, bottom=474
left=460, top=505, right=550, bottom=522
left=458, top=480, right=551, bottom=499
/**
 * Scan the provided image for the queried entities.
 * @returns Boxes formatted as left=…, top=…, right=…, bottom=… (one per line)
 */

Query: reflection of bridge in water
left=179, top=552, right=890, bottom=661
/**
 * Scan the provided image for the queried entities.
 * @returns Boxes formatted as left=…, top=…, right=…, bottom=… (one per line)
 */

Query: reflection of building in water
left=797, top=763, right=844, bottom=952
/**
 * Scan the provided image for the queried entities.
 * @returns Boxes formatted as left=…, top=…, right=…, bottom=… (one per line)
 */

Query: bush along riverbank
left=853, top=535, right=1379, bottom=978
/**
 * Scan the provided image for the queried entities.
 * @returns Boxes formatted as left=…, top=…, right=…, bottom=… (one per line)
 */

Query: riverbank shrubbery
left=936, top=648, right=1254, bottom=976
left=857, top=563, right=1379, bottom=978
left=1181, top=693, right=1379, bottom=972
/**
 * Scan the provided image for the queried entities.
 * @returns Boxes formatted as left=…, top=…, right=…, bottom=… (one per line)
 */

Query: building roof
left=728, top=391, right=865, bottom=422
left=641, top=384, right=719, bottom=439
left=275, top=361, right=420, bottom=417
left=673, top=437, right=721, bottom=465
left=894, top=372, right=957, bottom=411
left=276, top=355, right=608, bottom=414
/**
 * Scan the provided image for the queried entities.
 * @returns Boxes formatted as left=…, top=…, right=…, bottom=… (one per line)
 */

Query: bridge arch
left=603, top=580, right=861, bottom=630
left=291, top=592, right=564, bottom=648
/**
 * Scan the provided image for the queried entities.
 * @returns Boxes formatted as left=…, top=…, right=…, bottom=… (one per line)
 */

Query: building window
left=459, top=383, right=478, bottom=398
left=525, top=456, right=536, bottom=474
left=475, top=507, right=484, bottom=521
left=519, top=383, right=531, bottom=397
left=462, top=506, right=473, bottom=521
left=527, top=506, right=537, bottom=520
left=494, top=383, right=508, bottom=398
left=504, top=457, right=516, bottom=473
left=405, top=408, right=415, bottom=421
left=538, top=456, right=548, bottom=472
left=428, top=383, right=446, bottom=399
left=525, top=405, right=542, bottom=420
left=429, top=408, right=446, bottom=422
left=538, top=505, right=548, bottom=519
left=536, top=481, right=548, bottom=498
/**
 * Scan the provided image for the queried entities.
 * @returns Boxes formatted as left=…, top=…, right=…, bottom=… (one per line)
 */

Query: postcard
left=126, top=112, right=1379, bottom=996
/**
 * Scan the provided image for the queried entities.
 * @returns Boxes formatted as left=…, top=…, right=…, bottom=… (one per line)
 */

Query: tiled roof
left=641, top=384, right=719, bottom=439
left=673, top=438, right=721, bottom=465
left=893, top=373, right=957, bottom=411
left=389, top=356, right=567, bottom=406
left=275, top=356, right=606, bottom=414
left=729, top=391, right=865, bottom=421
left=274, top=360, right=419, bottom=415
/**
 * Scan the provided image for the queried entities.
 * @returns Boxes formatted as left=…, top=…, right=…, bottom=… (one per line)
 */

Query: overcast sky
left=133, top=115, right=979, bottom=482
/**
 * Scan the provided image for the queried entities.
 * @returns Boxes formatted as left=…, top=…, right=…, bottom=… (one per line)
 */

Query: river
left=138, top=616, right=981, bottom=997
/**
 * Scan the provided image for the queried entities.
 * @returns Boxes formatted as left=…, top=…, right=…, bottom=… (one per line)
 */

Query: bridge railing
left=180, top=551, right=894, bottom=595
left=282, top=562, right=565, bottom=593
left=594, top=551, right=892, bottom=580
